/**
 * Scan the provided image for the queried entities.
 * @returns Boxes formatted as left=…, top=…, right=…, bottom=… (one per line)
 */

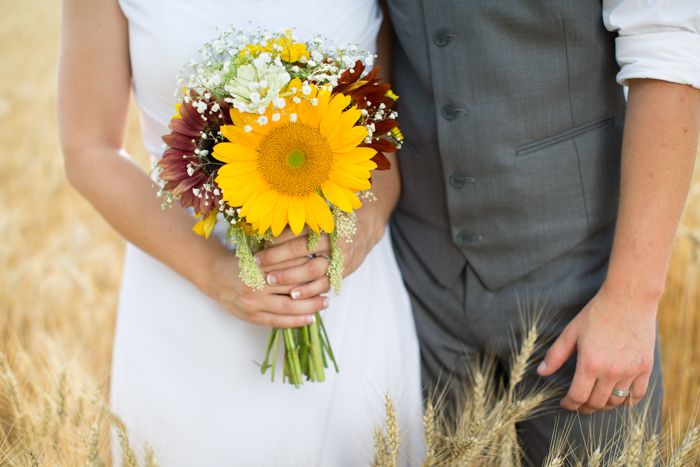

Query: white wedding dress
left=111, top=1, right=424, bottom=466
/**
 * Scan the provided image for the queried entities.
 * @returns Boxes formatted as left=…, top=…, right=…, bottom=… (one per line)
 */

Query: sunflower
left=212, top=85, right=377, bottom=236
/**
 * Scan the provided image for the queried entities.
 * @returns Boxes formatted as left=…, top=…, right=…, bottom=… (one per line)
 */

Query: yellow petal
left=192, top=210, right=219, bottom=239
left=322, top=181, right=353, bottom=212
left=213, top=142, right=258, bottom=163
left=303, top=196, right=320, bottom=233
left=336, top=106, right=362, bottom=132
left=307, top=193, right=334, bottom=233
left=220, top=124, right=264, bottom=148
left=319, top=93, right=351, bottom=137
left=288, top=198, right=306, bottom=234
left=242, top=190, right=279, bottom=223
left=336, top=146, right=376, bottom=162
left=329, top=170, right=372, bottom=191
left=330, top=126, right=369, bottom=153
left=270, top=196, right=290, bottom=236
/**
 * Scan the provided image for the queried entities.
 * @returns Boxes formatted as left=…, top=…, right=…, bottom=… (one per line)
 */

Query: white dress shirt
left=603, top=0, right=700, bottom=89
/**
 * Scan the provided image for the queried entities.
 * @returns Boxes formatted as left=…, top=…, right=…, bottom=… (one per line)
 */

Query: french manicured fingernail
left=266, top=274, right=277, bottom=285
left=537, top=361, right=547, bottom=374
left=306, top=315, right=316, bottom=324
left=254, top=255, right=261, bottom=265
left=290, top=290, right=301, bottom=300
left=322, top=298, right=330, bottom=309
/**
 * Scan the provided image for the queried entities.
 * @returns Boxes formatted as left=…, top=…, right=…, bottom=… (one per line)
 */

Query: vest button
left=441, top=105, right=463, bottom=120
left=433, top=29, right=454, bottom=47
left=449, top=173, right=476, bottom=189
left=457, top=231, right=483, bottom=245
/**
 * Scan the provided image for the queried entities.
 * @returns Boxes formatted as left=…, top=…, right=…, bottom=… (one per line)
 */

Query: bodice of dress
left=118, top=0, right=382, bottom=157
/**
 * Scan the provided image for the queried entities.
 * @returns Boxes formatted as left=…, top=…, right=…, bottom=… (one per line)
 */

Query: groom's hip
left=390, top=216, right=617, bottom=384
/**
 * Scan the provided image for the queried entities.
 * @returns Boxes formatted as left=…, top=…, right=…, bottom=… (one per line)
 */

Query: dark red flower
left=158, top=90, right=231, bottom=216
left=334, top=60, right=402, bottom=171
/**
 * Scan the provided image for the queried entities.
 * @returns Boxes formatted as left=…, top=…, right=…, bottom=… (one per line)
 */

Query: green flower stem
left=270, top=328, right=280, bottom=382
left=300, top=326, right=310, bottom=378
left=319, top=315, right=339, bottom=372
left=260, top=328, right=278, bottom=376
left=309, top=316, right=325, bottom=382
left=283, top=328, right=302, bottom=387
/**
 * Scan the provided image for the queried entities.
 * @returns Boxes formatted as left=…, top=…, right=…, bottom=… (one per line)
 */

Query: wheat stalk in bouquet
left=154, top=29, right=403, bottom=387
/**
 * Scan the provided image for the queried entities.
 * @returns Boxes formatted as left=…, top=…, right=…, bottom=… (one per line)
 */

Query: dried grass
left=1, top=1, right=699, bottom=466
left=374, top=323, right=700, bottom=466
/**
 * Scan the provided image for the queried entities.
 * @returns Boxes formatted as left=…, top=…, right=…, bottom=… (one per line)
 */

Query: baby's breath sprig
left=307, top=231, right=321, bottom=252
left=328, top=231, right=344, bottom=295
left=227, top=225, right=266, bottom=290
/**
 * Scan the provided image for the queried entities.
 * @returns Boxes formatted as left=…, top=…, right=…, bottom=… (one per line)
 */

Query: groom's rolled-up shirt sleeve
left=603, top=0, right=700, bottom=89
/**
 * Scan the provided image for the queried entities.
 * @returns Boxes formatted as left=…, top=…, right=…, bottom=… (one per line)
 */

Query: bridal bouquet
left=154, top=29, right=403, bottom=387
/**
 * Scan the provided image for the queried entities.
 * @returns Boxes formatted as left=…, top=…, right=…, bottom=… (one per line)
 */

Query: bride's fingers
left=260, top=256, right=309, bottom=274
left=245, top=310, right=316, bottom=329
left=289, top=276, right=331, bottom=300
left=259, top=293, right=329, bottom=317
left=255, top=235, right=331, bottom=267
left=265, top=257, right=329, bottom=286
left=268, top=227, right=308, bottom=245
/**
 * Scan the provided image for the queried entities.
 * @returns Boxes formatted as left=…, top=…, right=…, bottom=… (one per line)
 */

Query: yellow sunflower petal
left=213, top=141, right=259, bottom=163
left=242, top=190, right=279, bottom=223
left=348, top=192, right=362, bottom=209
left=270, top=196, right=290, bottom=236
left=319, top=94, right=351, bottom=140
left=302, top=88, right=331, bottom=128
left=329, top=170, right=372, bottom=191
left=303, top=196, right=320, bottom=233
left=288, top=198, right=306, bottom=234
left=220, top=124, right=259, bottom=145
left=331, top=126, right=369, bottom=153
left=336, top=106, right=362, bottom=133
left=307, top=193, right=334, bottom=233
left=322, top=181, right=354, bottom=212
left=257, top=207, right=276, bottom=234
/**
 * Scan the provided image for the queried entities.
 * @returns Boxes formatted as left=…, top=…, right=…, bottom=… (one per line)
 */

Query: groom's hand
left=536, top=282, right=658, bottom=414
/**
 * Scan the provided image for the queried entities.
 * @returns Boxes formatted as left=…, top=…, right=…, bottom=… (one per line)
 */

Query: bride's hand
left=254, top=210, right=387, bottom=300
left=207, top=253, right=328, bottom=328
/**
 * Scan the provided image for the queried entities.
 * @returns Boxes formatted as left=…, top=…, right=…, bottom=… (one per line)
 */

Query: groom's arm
left=537, top=0, right=700, bottom=413
left=538, top=79, right=699, bottom=413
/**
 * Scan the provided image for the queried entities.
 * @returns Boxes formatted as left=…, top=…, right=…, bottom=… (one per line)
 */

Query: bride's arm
left=58, top=0, right=326, bottom=327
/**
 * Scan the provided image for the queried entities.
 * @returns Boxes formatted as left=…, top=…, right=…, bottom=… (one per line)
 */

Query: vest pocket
left=514, top=115, right=614, bottom=156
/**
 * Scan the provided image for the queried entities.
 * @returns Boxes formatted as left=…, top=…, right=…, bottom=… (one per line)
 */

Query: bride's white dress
left=111, top=1, right=424, bottom=465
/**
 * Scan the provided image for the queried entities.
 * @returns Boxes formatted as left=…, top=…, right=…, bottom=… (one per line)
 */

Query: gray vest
left=387, top=0, right=626, bottom=291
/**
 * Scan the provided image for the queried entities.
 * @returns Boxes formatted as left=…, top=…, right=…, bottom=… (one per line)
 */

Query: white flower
left=289, top=113, right=298, bottom=123
left=244, top=125, right=253, bottom=132
left=273, top=97, right=286, bottom=109
left=258, top=116, right=269, bottom=126
left=311, top=50, right=324, bottom=63
left=271, top=112, right=281, bottom=122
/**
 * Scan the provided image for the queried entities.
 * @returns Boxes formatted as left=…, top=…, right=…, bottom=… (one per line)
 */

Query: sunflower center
left=287, top=149, right=306, bottom=169
left=257, top=122, right=334, bottom=197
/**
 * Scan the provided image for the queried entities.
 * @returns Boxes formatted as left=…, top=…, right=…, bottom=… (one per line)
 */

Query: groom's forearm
left=604, top=79, right=699, bottom=306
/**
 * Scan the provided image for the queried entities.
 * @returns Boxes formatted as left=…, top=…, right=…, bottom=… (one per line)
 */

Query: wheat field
left=1, top=2, right=699, bottom=465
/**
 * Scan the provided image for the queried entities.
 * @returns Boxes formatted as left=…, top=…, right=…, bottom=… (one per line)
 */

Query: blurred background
left=1, top=1, right=698, bottom=463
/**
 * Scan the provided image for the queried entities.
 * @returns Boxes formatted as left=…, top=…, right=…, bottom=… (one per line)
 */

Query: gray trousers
left=391, top=221, right=663, bottom=466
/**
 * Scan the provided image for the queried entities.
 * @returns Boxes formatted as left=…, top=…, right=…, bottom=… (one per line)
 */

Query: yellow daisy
left=213, top=86, right=377, bottom=236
